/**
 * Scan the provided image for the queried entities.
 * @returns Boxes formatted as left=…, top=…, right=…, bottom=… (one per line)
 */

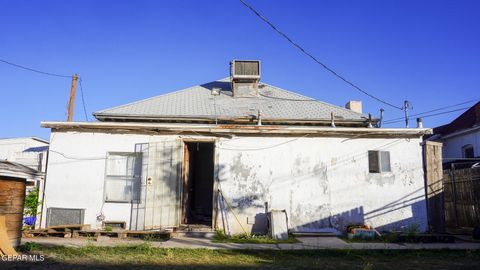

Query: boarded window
left=368, top=151, right=391, bottom=173
left=104, top=153, right=142, bottom=203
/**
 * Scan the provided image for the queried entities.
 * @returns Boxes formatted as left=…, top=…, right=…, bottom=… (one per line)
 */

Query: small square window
left=462, top=145, right=474, bottom=158
left=368, top=151, right=391, bottom=173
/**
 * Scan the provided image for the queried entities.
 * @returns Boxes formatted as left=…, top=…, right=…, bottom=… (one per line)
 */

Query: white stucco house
left=40, top=60, right=431, bottom=234
left=0, top=137, right=48, bottom=173
left=430, top=102, right=480, bottom=164
left=0, top=136, right=48, bottom=192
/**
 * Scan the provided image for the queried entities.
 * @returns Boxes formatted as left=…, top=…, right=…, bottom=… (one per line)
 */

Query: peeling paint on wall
left=366, top=172, right=396, bottom=186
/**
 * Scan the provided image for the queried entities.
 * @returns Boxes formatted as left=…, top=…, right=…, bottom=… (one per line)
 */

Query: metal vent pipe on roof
left=417, top=118, right=423, bottom=128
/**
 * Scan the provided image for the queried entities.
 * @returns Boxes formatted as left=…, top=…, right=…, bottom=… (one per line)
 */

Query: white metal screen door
left=144, top=139, right=183, bottom=229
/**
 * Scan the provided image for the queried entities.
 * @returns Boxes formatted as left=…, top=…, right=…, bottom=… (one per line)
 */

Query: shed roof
left=0, top=160, right=40, bottom=180
left=0, top=137, right=49, bottom=144
left=94, top=78, right=371, bottom=125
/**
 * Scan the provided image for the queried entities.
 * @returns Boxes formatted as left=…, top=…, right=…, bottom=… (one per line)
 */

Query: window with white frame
left=368, top=150, right=391, bottom=173
left=104, top=152, right=142, bottom=203
left=462, top=144, right=474, bottom=158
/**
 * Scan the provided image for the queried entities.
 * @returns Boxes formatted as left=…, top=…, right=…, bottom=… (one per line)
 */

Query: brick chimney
left=345, top=100, right=362, bottom=114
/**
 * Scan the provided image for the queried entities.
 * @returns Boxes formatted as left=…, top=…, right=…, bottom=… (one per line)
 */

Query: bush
left=23, top=188, right=41, bottom=229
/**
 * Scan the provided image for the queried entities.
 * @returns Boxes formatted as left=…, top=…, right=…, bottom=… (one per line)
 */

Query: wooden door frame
left=181, top=139, right=217, bottom=228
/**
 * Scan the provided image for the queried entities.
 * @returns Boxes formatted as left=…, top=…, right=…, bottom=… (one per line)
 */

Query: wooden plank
left=444, top=166, right=480, bottom=232
left=0, top=215, right=17, bottom=255
left=424, top=141, right=445, bottom=232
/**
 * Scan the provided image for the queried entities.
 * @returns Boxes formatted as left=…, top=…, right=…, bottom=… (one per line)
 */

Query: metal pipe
left=379, top=108, right=384, bottom=128
left=417, top=118, right=423, bottom=128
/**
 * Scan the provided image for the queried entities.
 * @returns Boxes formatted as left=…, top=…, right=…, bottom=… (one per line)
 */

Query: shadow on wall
left=293, top=207, right=365, bottom=233
left=218, top=189, right=427, bottom=235
left=288, top=198, right=426, bottom=234
left=249, top=199, right=427, bottom=234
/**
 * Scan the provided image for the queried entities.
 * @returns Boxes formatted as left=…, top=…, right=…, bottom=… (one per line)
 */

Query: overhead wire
left=382, top=106, right=471, bottom=125
left=238, top=0, right=403, bottom=111
left=78, top=78, right=89, bottom=121
left=216, top=134, right=310, bottom=151
left=0, top=58, right=72, bottom=78
left=1, top=57, right=90, bottom=121
left=383, top=98, right=479, bottom=124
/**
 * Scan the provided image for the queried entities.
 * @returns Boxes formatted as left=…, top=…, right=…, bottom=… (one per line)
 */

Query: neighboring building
left=430, top=102, right=480, bottom=163
left=0, top=137, right=49, bottom=172
left=40, top=61, right=431, bottom=234
left=0, top=137, right=48, bottom=189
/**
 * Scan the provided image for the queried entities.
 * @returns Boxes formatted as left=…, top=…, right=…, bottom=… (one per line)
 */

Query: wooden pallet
left=72, top=229, right=170, bottom=240
left=47, top=224, right=91, bottom=232
left=25, top=225, right=171, bottom=241
left=24, top=224, right=92, bottom=238
left=72, top=230, right=127, bottom=239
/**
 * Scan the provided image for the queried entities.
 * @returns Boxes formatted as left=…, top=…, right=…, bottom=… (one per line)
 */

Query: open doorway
left=182, top=142, right=214, bottom=226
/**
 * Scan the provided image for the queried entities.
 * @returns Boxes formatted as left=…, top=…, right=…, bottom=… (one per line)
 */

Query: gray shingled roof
left=94, top=78, right=368, bottom=123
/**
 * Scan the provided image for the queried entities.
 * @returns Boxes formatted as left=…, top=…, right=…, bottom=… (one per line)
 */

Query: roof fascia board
left=41, top=121, right=431, bottom=137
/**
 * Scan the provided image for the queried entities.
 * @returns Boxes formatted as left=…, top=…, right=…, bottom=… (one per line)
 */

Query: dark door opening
left=183, top=142, right=214, bottom=225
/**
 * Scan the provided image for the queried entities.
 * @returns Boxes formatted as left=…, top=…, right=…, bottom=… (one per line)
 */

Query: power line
left=0, top=58, right=72, bottom=78
left=1, top=57, right=91, bottom=121
left=383, top=106, right=471, bottom=125
left=383, top=98, right=479, bottom=123
left=78, top=78, right=89, bottom=121
left=238, top=0, right=403, bottom=111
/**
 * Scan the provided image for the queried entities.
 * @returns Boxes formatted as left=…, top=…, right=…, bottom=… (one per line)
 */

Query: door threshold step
left=172, top=231, right=216, bottom=239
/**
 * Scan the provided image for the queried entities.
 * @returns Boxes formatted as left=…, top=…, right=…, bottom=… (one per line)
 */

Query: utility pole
left=67, top=74, right=79, bottom=122
left=403, top=100, right=411, bottom=128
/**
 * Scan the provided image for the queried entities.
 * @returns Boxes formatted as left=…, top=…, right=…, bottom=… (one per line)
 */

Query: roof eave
left=41, top=121, right=431, bottom=138
left=93, top=114, right=376, bottom=126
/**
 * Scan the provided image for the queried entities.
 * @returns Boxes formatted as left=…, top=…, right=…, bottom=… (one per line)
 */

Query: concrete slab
left=20, top=236, right=480, bottom=250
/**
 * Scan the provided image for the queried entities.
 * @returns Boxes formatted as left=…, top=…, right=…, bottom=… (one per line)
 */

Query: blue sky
left=1, top=0, right=479, bottom=140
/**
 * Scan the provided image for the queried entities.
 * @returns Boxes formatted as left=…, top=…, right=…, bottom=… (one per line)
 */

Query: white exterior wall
left=42, top=132, right=166, bottom=229
left=42, top=131, right=427, bottom=233
left=441, top=130, right=480, bottom=159
left=217, top=136, right=427, bottom=234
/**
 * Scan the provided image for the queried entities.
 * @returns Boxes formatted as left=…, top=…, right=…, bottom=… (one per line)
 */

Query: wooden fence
left=443, top=166, right=480, bottom=233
